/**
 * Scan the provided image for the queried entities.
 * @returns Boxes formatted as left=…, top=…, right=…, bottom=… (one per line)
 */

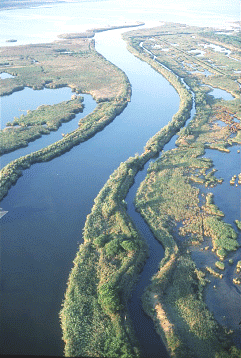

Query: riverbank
left=0, top=100, right=128, bottom=201
left=0, top=95, right=84, bottom=154
left=124, top=23, right=241, bottom=357
left=0, top=26, right=134, bottom=200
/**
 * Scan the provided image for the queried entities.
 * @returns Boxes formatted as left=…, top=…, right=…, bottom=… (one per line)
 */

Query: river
left=0, top=1, right=240, bottom=356
left=0, top=26, right=180, bottom=356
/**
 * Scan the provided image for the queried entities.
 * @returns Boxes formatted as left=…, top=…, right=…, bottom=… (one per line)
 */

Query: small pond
left=207, top=86, right=234, bottom=101
left=0, top=72, right=15, bottom=79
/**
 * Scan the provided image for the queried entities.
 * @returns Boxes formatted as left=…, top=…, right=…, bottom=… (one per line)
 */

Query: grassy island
left=0, top=95, right=84, bottom=154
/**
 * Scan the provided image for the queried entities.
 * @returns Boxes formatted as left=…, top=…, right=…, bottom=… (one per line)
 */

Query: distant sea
left=0, top=0, right=240, bottom=47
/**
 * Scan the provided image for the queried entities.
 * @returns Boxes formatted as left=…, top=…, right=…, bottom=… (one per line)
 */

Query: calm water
left=1, top=87, right=73, bottom=129
left=126, top=161, right=169, bottom=358
left=0, top=0, right=239, bottom=47
left=0, top=26, right=179, bottom=356
left=1, top=90, right=96, bottom=167
left=0, top=1, right=240, bottom=356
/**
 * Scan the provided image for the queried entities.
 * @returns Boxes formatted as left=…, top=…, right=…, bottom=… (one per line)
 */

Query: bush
left=121, top=240, right=138, bottom=252
left=94, top=234, right=110, bottom=248
left=98, top=283, right=123, bottom=314
left=105, top=238, right=123, bottom=258
left=215, top=261, right=225, bottom=270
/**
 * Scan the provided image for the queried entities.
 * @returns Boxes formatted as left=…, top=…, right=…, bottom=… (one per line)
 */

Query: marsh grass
left=126, top=22, right=241, bottom=357
left=0, top=96, right=84, bottom=154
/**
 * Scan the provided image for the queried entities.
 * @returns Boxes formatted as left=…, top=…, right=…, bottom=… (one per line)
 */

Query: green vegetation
left=237, top=261, right=241, bottom=271
left=2, top=21, right=240, bottom=358
left=215, top=261, right=225, bottom=270
left=59, top=23, right=241, bottom=358
left=200, top=30, right=241, bottom=50
left=59, top=44, right=199, bottom=356
left=0, top=29, right=132, bottom=201
left=0, top=36, right=130, bottom=101
left=125, top=23, right=241, bottom=357
left=0, top=100, right=127, bottom=201
left=203, top=216, right=239, bottom=253
left=235, top=220, right=241, bottom=230
left=0, top=96, right=84, bottom=154
left=60, top=155, right=148, bottom=357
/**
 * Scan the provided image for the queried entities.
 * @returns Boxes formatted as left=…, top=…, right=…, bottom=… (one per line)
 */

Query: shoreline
left=0, top=24, right=143, bottom=201
left=0, top=0, right=71, bottom=11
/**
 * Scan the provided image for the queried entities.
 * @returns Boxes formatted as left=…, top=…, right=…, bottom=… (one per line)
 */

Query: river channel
left=0, top=27, right=180, bottom=356
left=0, top=17, right=240, bottom=358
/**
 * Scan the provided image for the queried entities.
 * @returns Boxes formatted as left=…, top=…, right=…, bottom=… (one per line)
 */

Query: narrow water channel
left=125, top=161, right=169, bottom=358
left=125, top=39, right=241, bottom=349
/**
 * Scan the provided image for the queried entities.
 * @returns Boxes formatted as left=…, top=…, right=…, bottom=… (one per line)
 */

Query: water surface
left=0, top=27, right=179, bottom=356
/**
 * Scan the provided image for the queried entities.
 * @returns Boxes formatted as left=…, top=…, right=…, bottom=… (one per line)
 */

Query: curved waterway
left=140, top=42, right=241, bottom=345
left=0, top=28, right=180, bottom=356
left=125, top=161, right=169, bottom=358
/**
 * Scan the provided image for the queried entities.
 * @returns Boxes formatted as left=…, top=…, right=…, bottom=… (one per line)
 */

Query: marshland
left=0, top=1, right=240, bottom=357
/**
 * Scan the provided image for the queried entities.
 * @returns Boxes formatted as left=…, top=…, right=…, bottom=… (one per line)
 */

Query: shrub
left=215, top=261, right=225, bottom=270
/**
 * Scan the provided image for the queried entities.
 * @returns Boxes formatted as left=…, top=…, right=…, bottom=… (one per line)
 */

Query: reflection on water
left=1, top=86, right=73, bottom=128
left=1, top=90, right=96, bottom=168
left=0, top=0, right=239, bottom=47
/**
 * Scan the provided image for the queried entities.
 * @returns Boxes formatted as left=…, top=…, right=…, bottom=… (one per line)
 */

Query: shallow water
left=208, top=86, right=235, bottom=100
left=1, top=90, right=96, bottom=167
left=0, top=72, right=15, bottom=79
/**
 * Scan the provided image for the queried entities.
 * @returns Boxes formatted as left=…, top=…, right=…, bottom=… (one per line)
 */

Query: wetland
left=0, top=2, right=241, bottom=357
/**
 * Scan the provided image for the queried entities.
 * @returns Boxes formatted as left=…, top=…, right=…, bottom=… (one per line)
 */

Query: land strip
left=59, top=44, right=197, bottom=357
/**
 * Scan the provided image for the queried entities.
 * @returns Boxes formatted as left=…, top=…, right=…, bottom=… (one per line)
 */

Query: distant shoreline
left=0, top=0, right=76, bottom=11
